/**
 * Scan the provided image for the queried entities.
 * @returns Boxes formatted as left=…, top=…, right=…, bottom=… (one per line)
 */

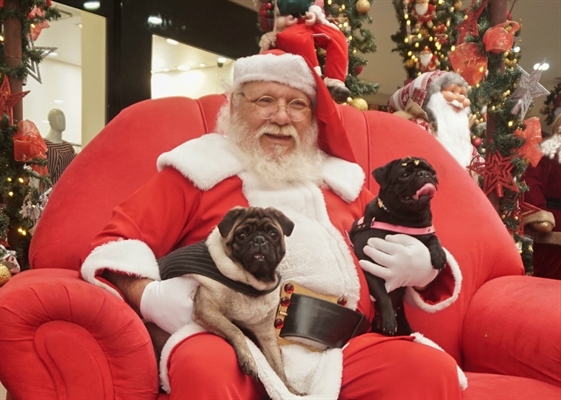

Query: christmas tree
left=452, top=0, right=548, bottom=273
left=323, top=0, right=379, bottom=98
left=254, top=0, right=379, bottom=107
left=0, top=0, right=59, bottom=277
left=391, top=0, right=465, bottom=83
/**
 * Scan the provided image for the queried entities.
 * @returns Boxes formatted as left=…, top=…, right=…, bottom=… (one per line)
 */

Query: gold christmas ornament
left=0, top=261, right=11, bottom=287
left=356, top=0, right=371, bottom=14
left=349, top=97, right=369, bottom=110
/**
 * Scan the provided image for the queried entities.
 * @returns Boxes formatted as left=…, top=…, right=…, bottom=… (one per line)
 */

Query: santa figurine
left=257, top=0, right=351, bottom=102
left=416, top=46, right=440, bottom=73
left=410, top=0, right=436, bottom=28
left=387, top=71, right=480, bottom=172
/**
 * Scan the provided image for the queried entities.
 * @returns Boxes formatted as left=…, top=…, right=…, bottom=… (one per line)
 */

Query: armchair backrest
left=29, top=94, right=523, bottom=365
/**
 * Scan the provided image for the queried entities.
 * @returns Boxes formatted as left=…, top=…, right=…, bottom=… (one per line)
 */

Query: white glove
left=139, top=276, right=200, bottom=334
left=358, top=234, right=439, bottom=292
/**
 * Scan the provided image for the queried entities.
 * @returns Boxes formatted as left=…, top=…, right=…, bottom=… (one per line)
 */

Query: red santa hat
left=233, top=49, right=356, bottom=163
left=387, top=70, right=448, bottom=114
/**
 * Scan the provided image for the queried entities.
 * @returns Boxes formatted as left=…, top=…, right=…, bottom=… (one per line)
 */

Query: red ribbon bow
left=13, top=120, right=49, bottom=175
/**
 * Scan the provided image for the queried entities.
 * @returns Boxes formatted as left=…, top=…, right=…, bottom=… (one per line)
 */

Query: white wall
left=22, top=59, right=82, bottom=146
left=151, top=63, right=235, bottom=99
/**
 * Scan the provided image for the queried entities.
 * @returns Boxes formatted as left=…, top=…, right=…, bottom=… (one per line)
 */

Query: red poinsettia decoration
left=515, top=117, right=543, bottom=167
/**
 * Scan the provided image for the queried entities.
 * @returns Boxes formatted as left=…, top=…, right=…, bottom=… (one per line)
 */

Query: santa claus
left=388, top=71, right=477, bottom=169
left=416, top=46, right=440, bottom=73
left=410, top=0, right=436, bottom=28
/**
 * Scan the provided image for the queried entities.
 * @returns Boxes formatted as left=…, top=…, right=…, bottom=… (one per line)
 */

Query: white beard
left=426, top=92, right=473, bottom=168
left=419, top=52, right=433, bottom=68
left=217, top=106, right=324, bottom=187
left=415, top=2, right=429, bottom=16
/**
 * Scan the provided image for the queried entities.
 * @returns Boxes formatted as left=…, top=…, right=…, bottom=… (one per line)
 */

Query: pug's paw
left=236, top=349, right=259, bottom=378
left=430, top=246, right=447, bottom=270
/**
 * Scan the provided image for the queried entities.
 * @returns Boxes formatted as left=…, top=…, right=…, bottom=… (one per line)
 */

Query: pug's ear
left=373, top=162, right=393, bottom=187
left=266, top=207, right=295, bottom=237
left=218, top=207, right=247, bottom=237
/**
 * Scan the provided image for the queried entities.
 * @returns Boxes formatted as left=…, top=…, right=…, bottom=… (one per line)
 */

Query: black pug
left=349, top=157, right=446, bottom=336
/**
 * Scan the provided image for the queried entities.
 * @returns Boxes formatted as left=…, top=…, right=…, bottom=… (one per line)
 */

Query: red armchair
left=1, top=95, right=560, bottom=399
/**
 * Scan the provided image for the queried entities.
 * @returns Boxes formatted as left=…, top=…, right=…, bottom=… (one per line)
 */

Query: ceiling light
left=160, top=67, right=170, bottom=72
left=199, top=63, right=206, bottom=68
left=166, top=38, right=178, bottom=45
left=533, top=63, right=550, bottom=71
left=217, top=57, right=227, bottom=64
left=178, top=65, right=191, bottom=71
left=83, top=1, right=100, bottom=10
left=148, top=15, right=163, bottom=25
left=48, top=52, right=59, bottom=57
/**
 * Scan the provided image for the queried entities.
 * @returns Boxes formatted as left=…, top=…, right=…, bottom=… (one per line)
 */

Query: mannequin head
left=48, top=108, right=66, bottom=132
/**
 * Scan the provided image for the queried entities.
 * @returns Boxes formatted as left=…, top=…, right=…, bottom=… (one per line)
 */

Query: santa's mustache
left=447, top=99, right=467, bottom=111
left=256, top=124, right=299, bottom=141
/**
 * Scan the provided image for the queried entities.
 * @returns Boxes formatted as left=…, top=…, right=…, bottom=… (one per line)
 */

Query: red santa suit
left=81, top=132, right=464, bottom=399
left=524, top=133, right=561, bottom=279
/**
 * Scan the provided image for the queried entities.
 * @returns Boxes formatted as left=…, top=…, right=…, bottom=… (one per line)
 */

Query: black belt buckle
left=274, top=282, right=370, bottom=351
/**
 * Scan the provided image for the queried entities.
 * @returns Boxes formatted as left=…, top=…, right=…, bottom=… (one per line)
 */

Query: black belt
left=546, top=198, right=561, bottom=211
left=275, top=282, right=370, bottom=350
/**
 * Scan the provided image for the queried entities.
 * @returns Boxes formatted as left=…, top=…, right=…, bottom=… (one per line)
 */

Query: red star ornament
left=455, top=0, right=488, bottom=44
left=468, top=150, right=519, bottom=197
left=516, top=194, right=543, bottom=235
left=515, top=117, right=543, bottom=167
left=0, top=76, right=30, bottom=125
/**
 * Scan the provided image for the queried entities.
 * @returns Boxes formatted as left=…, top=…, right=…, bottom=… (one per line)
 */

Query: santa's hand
left=140, top=276, right=199, bottom=334
left=304, top=10, right=318, bottom=26
left=359, top=234, right=438, bottom=292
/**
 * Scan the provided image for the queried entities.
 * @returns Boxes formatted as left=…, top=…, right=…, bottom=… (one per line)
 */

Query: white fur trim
left=540, top=134, right=561, bottom=163
left=248, top=340, right=343, bottom=399
left=157, top=134, right=244, bottom=191
left=157, top=133, right=364, bottom=203
left=404, top=248, right=462, bottom=312
left=321, top=157, right=365, bottom=203
left=410, top=332, right=468, bottom=390
left=81, top=239, right=160, bottom=298
left=234, top=52, right=317, bottom=103
left=159, top=321, right=206, bottom=393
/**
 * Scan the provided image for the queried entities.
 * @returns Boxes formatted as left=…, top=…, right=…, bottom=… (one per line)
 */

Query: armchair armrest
left=462, top=275, right=561, bottom=388
left=0, top=269, right=159, bottom=399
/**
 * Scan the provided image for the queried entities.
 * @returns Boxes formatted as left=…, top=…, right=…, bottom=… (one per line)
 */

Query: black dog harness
left=157, top=241, right=280, bottom=297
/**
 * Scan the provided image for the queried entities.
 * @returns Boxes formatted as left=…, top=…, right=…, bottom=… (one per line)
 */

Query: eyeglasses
left=237, top=92, right=311, bottom=122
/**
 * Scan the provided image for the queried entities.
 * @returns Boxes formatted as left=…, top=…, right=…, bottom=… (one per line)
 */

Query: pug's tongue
left=413, top=183, right=436, bottom=200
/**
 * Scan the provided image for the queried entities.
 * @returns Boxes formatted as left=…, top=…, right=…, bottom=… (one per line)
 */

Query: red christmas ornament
left=449, top=42, right=488, bottom=86
left=455, top=0, right=488, bottom=44
left=515, top=117, right=543, bottom=167
left=483, top=21, right=520, bottom=54
left=472, top=137, right=482, bottom=147
left=0, top=76, right=30, bottom=125
left=355, top=65, right=364, bottom=75
left=468, top=150, right=519, bottom=197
